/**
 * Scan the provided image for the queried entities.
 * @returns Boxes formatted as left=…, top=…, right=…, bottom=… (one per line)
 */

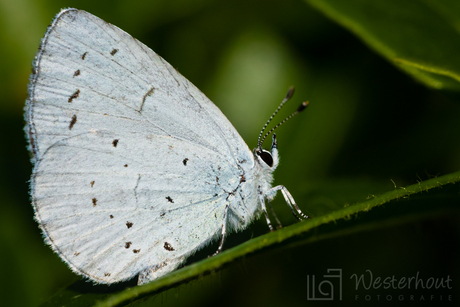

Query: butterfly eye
left=257, top=150, right=274, bottom=167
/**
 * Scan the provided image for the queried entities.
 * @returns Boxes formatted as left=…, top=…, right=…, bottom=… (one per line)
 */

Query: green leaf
left=305, top=0, right=460, bottom=95
left=39, top=170, right=460, bottom=307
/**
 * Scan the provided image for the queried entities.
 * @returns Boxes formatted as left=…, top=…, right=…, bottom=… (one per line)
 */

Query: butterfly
left=25, top=8, right=309, bottom=285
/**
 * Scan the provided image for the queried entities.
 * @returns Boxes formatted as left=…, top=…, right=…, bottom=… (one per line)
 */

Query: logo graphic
left=307, top=268, right=343, bottom=301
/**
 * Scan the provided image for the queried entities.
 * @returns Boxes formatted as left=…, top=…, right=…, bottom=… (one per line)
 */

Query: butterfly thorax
left=253, top=133, right=279, bottom=202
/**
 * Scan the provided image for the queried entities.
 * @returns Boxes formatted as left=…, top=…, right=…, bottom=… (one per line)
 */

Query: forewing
left=26, top=8, right=253, bottom=283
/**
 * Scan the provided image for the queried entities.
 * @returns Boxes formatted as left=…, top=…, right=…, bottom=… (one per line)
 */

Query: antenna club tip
left=297, top=101, right=309, bottom=112
left=286, top=87, right=295, bottom=100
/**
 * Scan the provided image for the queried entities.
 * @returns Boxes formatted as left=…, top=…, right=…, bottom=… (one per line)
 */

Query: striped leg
left=268, top=201, right=283, bottom=229
left=211, top=204, right=229, bottom=256
left=258, top=187, right=275, bottom=232
left=271, top=185, right=309, bottom=220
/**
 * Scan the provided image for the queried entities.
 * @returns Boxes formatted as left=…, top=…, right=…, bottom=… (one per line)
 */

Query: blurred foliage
left=0, top=0, right=459, bottom=306
left=308, top=0, right=460, bottom=94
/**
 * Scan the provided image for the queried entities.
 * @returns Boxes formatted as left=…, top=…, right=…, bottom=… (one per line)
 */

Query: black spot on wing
left=92, top=198, right=97, bottom=207
left=90, top=181, right=95, bottom=187
left=166, top=196, right=174, bottom=203
left=69, top=115, right=77, bottom=130
left=110, top=48, right=118, bottom=55
left=73, top=69, right=80, bottom=77
left=183, top=158, right=189, bottom=166
left=112, top=139, right=119, bottom=147
left=164, top=242, right=174, bottom=251
left=68, top=89, right=80, bottom=103
left=125, top=242, right=132, bottom=249
left=126, top=221, right=133, bottom=228
left=81, top=51, right=88, bottom=60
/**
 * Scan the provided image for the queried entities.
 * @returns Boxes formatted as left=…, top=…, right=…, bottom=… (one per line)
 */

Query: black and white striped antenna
left=257, top=87, right=309, bottom=149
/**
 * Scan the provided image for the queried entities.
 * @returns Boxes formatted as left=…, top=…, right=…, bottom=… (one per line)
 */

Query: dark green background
left=1, top=0, right=459, bottom=306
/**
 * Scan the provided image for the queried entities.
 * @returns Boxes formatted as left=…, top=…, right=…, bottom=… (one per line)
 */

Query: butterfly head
left=254, top=133, right=279, bottom=170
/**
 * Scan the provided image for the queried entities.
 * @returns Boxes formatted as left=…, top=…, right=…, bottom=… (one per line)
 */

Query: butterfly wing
left=26, top=8, right=255, bottom=283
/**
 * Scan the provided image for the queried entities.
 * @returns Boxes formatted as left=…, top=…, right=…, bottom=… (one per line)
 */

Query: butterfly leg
left=268, top=201, right=283, bottom=229
left=258, top=187, right=275, bottom=232
left=211, top=203, right=229, bottom=256
left=270, top=185, right=310, bottom=220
